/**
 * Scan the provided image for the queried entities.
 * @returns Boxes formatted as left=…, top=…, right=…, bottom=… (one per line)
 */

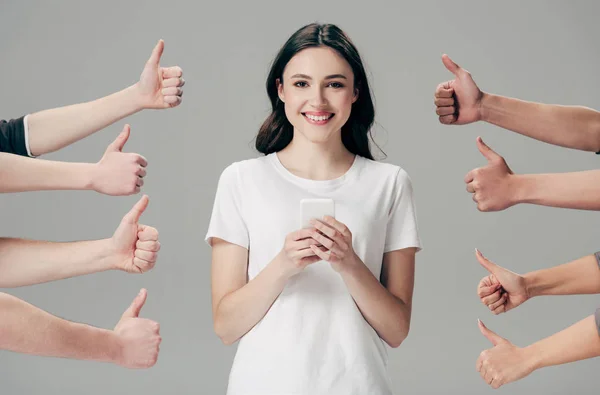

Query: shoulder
left=360, top=157, right=413, bottom=185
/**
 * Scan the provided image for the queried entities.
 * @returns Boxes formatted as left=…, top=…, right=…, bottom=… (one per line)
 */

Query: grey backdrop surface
left=1, top=1, right=599, bottom=394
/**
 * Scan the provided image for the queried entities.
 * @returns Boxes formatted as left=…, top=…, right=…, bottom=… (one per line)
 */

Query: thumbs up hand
left=113, top=289, right=162, bottom=369
left=136, top=39, right=184, bottom=109
left=476, top=249, right=529, bottom=315
left=476, top=320, right=537, bottom=389
left=111, top=195, right=160, bottom=274
left=434, top=54, right=483, bottom=125
left=90, top=124, right=148, bottom=196
left=464, top=137, right=518, bottom=212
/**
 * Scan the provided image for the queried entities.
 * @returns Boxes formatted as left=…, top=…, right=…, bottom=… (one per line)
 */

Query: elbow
left=385, top=325, right=410, bottom=349
left=213, top=318, right=237, bottom=346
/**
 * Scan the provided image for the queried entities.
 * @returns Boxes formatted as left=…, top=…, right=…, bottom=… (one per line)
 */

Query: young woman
left=206, top=23, right=421, bottom=394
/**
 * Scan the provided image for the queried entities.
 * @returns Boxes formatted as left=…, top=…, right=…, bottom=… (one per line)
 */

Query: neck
left=276, top=130, right=356, bottom=180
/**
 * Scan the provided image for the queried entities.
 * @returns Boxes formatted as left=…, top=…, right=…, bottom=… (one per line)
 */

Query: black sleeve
left=0, top=116, right=29, bottom=156
left=596, top=308, right=600, bottom=337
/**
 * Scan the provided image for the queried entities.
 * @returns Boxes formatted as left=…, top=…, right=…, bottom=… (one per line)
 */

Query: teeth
left=306, top=114, right=331, bottom=121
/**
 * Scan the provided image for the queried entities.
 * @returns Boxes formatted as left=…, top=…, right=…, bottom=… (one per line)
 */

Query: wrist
left=98, top=238, right=121, bottom=271
left=270, top=252, right=295, bottom=283
left=338, top=253, right=365, bottom=277
left=523, top=271, right=540, bottom=299
left=509, top=173, right=530, bottom=206
left=130, top=83, right=152, bottom=111
left=478, top=91, right=491, bottom=123
left=523, top=342, right=545, bottom=371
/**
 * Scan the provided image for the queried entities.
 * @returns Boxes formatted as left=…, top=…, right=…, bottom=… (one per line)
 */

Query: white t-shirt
left=206, top=152, right=421, bottom=395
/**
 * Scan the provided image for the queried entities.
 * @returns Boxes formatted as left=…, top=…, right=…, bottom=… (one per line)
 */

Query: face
left=277, top=46, right=358, bottom=144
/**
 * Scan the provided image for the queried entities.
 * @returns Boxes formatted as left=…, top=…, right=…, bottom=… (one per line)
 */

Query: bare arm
left=481, top=93, right=600, bottom=152
left=0, top=290, right=162, bottom=368
left=525, top=254, right=600, bottom=297
left=435, top=54, right=600, bottom=152
left=338, top=248, right=416, bottom=348
left=0, top=196, right=160, bottom=288
left=27, top=40, right=183, bottom=156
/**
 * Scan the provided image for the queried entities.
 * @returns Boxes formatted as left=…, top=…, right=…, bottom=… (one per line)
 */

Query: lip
left=302, top=112, right=335, bottom=126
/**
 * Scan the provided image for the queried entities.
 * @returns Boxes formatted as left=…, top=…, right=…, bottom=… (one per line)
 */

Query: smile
left=302, top=112, right=334, bottom=125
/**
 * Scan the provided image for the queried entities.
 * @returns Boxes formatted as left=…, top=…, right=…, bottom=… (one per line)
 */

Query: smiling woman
left=206, top=23, right=421, bottom=395
left=256, top=23, right=375, bottom=159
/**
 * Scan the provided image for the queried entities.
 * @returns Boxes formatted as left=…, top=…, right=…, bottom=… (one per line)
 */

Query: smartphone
left=300, top=198, right=335, bottom=229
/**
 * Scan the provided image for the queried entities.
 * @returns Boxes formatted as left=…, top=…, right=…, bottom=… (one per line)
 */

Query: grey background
left=1, top=0, right=598, bottom=393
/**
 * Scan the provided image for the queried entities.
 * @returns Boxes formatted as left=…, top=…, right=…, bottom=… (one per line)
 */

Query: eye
left=328, top=82, right=345, bottom=89
left=293, top=81, right=308, bottom=88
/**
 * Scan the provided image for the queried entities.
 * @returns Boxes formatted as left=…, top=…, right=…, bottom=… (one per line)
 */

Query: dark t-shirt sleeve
left=595, top=252, right=600, bottom=336
left=0, top=117, right=29, bottom=156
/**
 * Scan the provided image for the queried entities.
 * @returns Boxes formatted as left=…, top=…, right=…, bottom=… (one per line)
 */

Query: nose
left=309, top=87, right=328, bottom=108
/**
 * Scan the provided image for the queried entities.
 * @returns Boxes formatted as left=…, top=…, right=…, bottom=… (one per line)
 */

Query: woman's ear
left=352, top=87, right=359, bottom=103
left=277, top=78, right=285, bottom=103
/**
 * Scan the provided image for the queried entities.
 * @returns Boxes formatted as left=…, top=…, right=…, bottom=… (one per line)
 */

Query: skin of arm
left=435, top=54, right=600, bottom=152
left=26, top=40, right=184, bottom=157
left=0, top=195, right=161, bottom=288
left=0, top=289, right=162, bottom=369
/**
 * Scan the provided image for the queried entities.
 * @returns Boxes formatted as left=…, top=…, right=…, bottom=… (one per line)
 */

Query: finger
left=478, top=319, right=505, bottom=346
left=472, top=193, right=479, bottom=203
left=136, top=178, right=145, bottom=188
left=488, top=293, right=508, bottom=311
left=434, top=97, right=454, bottom=106
left=162, top=77, right=185, bottom=88
left=441, top=54, right=461, bottom=76
left=162, top=66, right=183, bottom=78
left=438, top=114, right=456, bottom=125
left=136, top=240, right=161, bottom=252
left=294, top=246, right=319, bottom=259
left=435, top=106, right=455, bottom=116
left=492, top=303, right=507, bottom=315
left=310, top=244, right=332, bottom=262
left=162, top=87, right=183, bottom=97
left=477, top=282, right=501, bottom=298
left=475, top=249, right=498, bottom=275
left=164, top=96, right=182, bottom=106
left=466, top=182, right=475, bottom=193
left=123, top=195, right=149, bottom=224
left=312, top=231, right=347, bottom=258
left=476, top=354, right=483, bottom=373
left=322, top=216, right=350, bottom=238
left=136, top=155, right=148, bottom=168
left=476, top=136, right=502, bottom=163
left=109, top=124, right=131, bottom=152
left=481, top=289, right=503, bottom=306
left=147, top=39, right=164, bottom=66
left=122, top=288, right=147, bottom=318
left=138, top=226, right=159, bottom=242
left=435, top=82, right=454, bottom=98
left=291, top=228, right=317, bottom=241
left=293, top=238, right=321, bottom=250
left=135, top=249, right=158, bottom=262
left=133, top=257, right=155, bottom=273
left=136, top=166, right=147, bottom=178
left=464, top=170, right=475, bottom=184
left=310, top=220, right=349, bottom=250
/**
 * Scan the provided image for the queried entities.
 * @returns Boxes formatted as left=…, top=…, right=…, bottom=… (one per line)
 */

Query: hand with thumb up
left=476, top=320, right=538, bottom=389
left=90, top=124, right=148, bottom=196
left=434, top=54, right=484, bottom=125
left=464, top=137, right=519, bottom=212
left=113, top=289, right=162, bottom=369
left=135, top=39, right=184, bottom=109
left=476, top=249, right=529, bottom=315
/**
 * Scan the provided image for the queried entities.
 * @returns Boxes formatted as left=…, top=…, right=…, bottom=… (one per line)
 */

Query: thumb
left=475, top=248, right=500, bottom=275
left=122, top=289, right=147, bottom=319
left=109, top=124, right=131, bottom=152
left=147, top=39, right=164, bottom=66
left=442, top=54, right=461, bottom=76
left=478, top=319, right=506, bottom=346
left=124, top=195, right=149, bottom=224
left=476, top=137, right=501, bottom=162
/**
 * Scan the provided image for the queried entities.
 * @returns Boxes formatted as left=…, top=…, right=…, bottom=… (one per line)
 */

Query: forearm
left=214, top=257, right=290, bottom=345
left=481, top=93, right=600, bottom=152
left=512, top=170, right=600, bottom=210
left=340, top=260, right=411, bottom=348
left=0, top=292, right=119, bottom=362
left=0, top=238, right=117, bottom=287
left=524, top=254, right=600, bottom=297
left=0, top=152, right=96, bottom=193
left=525, top=315, right=600, bottom=371
left=27, top=84, right=144, bottom=156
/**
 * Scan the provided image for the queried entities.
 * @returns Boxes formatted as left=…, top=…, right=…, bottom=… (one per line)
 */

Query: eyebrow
left=290, top=73, right=347, bottom=80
